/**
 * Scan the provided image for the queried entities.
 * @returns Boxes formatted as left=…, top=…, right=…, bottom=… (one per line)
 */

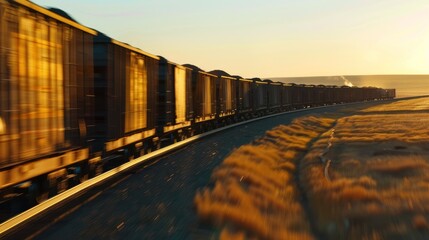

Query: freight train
left=0, top=0, right=396, bottom=204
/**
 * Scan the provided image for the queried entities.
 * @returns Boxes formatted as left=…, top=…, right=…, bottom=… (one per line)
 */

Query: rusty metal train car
left=93, top=33, right=160, bottom=164
left=0, top=0, right=95, bottom=202
left=0, top=0, right=396, bottom=205
left=158, top=58, right=193, bottom=143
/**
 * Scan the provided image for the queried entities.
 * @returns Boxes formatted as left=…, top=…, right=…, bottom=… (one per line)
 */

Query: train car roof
left=270, top=81, right=283, bottom=85
left=183, top=64, right=217, bottom=77
left=253, top=78, right=268, bottom=84
left=209, top=70, right=230, bottom=77
left=183, top=64, right=203, bottom=72
left=158, top=56, right=192, bottom=70
left=112, top=38, right=160, bottom=60
left=95, top=33, right=160, bottom=60
left=244, top=79, right=254, bottom=83
left=231, top=75, right=254, bottom=82
left=209, top=70, right=236, bottom=80
left=13, top=0, right=96, bottom=35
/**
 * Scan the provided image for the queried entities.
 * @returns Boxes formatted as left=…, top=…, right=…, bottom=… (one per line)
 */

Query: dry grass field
left=194, top=96, right=429, bottom=239
left=195, top=116, right=335, bottom=239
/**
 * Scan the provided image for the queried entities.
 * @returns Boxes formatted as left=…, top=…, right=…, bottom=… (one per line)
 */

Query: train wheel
left=188, top=130, right=194, bottom=138
left=56, top=176, right=68, bottom=194
left=154, top=141, right=161, bottom=151
left=89, top=163, right=103, bottom=177
left=78, top=165, right=89, bottom=183
left=79, top=173, right=89, bottom=183
left=29, top=181, right=49, bottom=204
left=145, top=143, right=152, bottom=154
left=180, top=133, right=186, bottom=141
left=171, top=134, right=178, bottom=144
left=94, top=164, right=103, bottom=176
left=35, top=191, right=49, bottom=204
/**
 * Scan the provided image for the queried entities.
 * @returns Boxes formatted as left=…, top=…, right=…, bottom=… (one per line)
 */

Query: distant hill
left=271, top=75, right=429, bottom=98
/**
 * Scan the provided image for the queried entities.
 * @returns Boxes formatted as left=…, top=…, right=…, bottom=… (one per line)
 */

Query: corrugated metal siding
left=253, top=81, right=268, bottom=110
left=158, top=61, right=192, bottom=127
left=203, top=75, right=212, bottom=115
left=281, top=85, right=292, bottom=107
left=126, top=52, right=147, bottom=132
left=218, top=76, right=236, bottom=115
left=238, top=79, right=251, bottom=112
left=83, top=32, right=94, bottom=140
left=174, top=66, right=186, bottom=123
left=268, top=83, right=281, bottom=108
left=157, top=60, right=173, bottom=126
left=192, top=71, right=216, bottom=120
left=185, top=68, right=193, bottom=121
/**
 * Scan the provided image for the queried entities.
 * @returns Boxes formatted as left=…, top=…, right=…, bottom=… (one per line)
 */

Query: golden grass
left=369, top=156, right=429, bottom=174
left=219, top=229, right=245, bottom=240
left=194, top=116, right=335, bottom=240
left=299, top=97, right=429, bottom=239
left=362, top=97, right=429, bottom=112
left=412, top=215, right=428, bottom=230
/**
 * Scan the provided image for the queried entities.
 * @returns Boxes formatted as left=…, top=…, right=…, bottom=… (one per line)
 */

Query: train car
left=340, top=86, right=352, bottom=103
left=184, top=65, right=217, bottom=131
left=251, top=78, right=269, bottom=116
left=235, top=76, right=253, bottom=119
left=299, top=84, right=313, bottom=107
left=349, top=86, right=358, bottom=102
left=158, top=58, right=193, bottom=142
left=306, top=85, right=318, bottom=107
left=328, top=86, right=338, bottom=104
left=330, top=86, right=341, bottom=104
left=281, top=83, right=293, bottom=110
left=209, top=70, right=237, bottom=122
left=0, top=0, right=96, bottom=201
left=287, top=83, right=302, bottom=109
left=93, top=33, right=159, bottom=161
left=361, top=87, right=378, bottom=101
left=266, top=80, right=282, bottom=112
left=315, top=85, right=330, bottom=105
left=359, top=87, right=367, bottom=101
left=385, top=89, right=396, bottom=99
left=373, top=87, right=382, bottom=100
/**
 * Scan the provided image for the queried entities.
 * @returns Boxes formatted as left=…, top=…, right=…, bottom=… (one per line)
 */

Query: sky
left=32, top=0, right=429, bottom=78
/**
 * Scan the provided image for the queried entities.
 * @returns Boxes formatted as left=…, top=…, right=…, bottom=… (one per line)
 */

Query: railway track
left=0, top=100, right=395, bottom=239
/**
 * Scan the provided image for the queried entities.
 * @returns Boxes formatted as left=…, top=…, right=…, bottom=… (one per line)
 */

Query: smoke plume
left=340, top=76, right=354, bottom=87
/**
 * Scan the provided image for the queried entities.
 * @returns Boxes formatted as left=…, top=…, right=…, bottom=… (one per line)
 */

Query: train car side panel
left=192, top=71, right=216, bottom=122
left=0, top=1, right=94, bottom=191
left=94, top=35, right=158, bottom=154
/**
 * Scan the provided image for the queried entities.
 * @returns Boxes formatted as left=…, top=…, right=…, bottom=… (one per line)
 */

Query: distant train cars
left=0, top=0, right=396, bottom=204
